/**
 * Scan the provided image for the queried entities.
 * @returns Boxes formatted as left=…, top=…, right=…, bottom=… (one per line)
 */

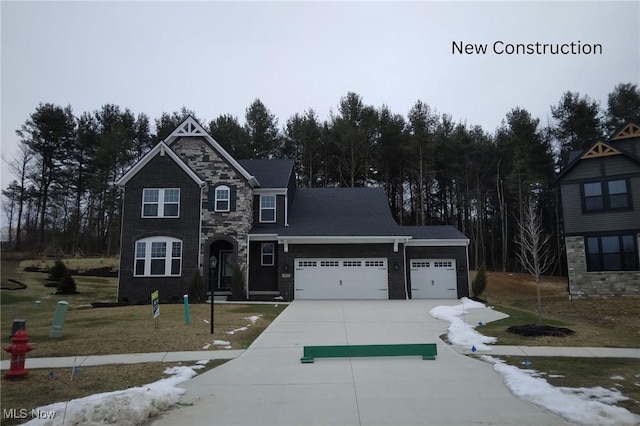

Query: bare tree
left=515, top=198, right=553, bottom=325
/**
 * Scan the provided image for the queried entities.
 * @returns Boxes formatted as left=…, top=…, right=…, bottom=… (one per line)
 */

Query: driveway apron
left=152, top=300, right=568, bottom=425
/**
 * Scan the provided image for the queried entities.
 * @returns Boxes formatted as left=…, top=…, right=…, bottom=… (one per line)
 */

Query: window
left=261, top=243, right=275, bottom=266
left=142, top=188, right=180, bottom=218
left=215, top=186, right=230, bottom=212
left=582, top=179, right=630, bottom=212
left=585, top=234, right=639, bottom=272
left=134, top=237, right=182, bottom=276
left=260, top=195, right=276, bottom=223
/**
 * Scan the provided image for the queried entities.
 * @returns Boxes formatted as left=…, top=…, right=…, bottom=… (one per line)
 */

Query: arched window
left=215, top=185, right=230, bottom=212
left=134, top=236, right=182, bottom=277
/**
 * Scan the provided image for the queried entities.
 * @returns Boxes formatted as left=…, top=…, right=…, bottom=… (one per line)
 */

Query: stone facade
left=170, top=137, right=253, bottom=286
left=566, top=235, right=640, bottom=297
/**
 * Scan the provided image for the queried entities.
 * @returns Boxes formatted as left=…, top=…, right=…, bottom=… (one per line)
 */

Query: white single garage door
left=295, top=258, right=388, bottom=299
left=410, top=259, right=457, bottom=299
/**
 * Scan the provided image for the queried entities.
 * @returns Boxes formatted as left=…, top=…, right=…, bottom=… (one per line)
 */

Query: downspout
left=285, top=189, right=289, bottom=226
left=198, top=184, right=205, bottom=277
left=116, top=186, right=125, bottom=303
left=465, top=243, right=471, bottom=298
left=246, top=234, right=250, bottom=299
left=403, top=238, right=409, bottom=300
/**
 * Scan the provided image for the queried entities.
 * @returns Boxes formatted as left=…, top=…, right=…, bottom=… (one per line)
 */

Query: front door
left=218, top=250, right=233, bottom=290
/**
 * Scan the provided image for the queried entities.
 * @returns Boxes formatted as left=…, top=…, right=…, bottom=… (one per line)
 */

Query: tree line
left=2, top=83, right=639, bottom=274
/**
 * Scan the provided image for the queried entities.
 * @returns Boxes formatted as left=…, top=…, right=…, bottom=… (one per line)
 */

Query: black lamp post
left=208, top=256, right=218, bottom=334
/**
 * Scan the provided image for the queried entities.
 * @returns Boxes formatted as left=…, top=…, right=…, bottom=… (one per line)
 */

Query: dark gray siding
left=118, top=152, right=202, bottom=304
left=405, top=246, right=469, bottom=298
left=278, top=244, right=406, bottom=301
left=561, top=176, right=640, bottom=235
left=248, top=241, right=279, bottom=292
left=252, top=194, right=286, bottom=227
left=563, top=159, right=602, bottom=180
left=612, top=139, right=638, bottom=156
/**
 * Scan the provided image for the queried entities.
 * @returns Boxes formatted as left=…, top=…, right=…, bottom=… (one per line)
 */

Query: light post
left=208, top=256, right=218, bottom=334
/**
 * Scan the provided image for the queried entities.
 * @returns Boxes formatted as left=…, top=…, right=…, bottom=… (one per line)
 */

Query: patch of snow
left=274, top=296, right=283, bottom=300
left=213, top=340, right=230, bottom=346
left=481, top=356, right=639, bottom=426
left=196, top=360, right=210, bottom=365
left=203, top=319, right=209, bottom=324
left=202, top=343, right=211, bottom=349
left=190, top=365, right=205, bottom=370
left=224, top=345, right=232, bottom=349
left=611, top=375, right=625, bottom=381
left=227, top=326, right=248, bottom=334
left=429, top=298, right=497, bottom=351
left=22, top=366, right=198, bottom=426
left=245, top=315, right=261, bottom=323
left=548, top=374, right=565, bottom=378
left=226, top=331, right=235, bottom=335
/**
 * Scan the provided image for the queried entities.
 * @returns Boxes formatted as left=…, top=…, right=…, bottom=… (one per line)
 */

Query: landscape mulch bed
left=507, top=324, right=575, bottom=337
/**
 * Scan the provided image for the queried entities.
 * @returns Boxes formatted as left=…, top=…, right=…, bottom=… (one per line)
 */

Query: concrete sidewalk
left=0, top=349, right=244, bottom=370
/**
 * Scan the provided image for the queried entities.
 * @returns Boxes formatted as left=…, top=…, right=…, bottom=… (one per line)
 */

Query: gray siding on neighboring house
left=405, top=246, right=469, bottom=299
left=252, top=194, right=286, bottom=227
left=118, top=151, right=202, bottom=304
left=169, top=136, right=254, bottom=287
left=278, top=244, right=406, bottom=301
left=563, top=159, right=602, bottom=180
left=561, top=176, right=640, bottom=235
left=248, top=241, right=279, bottom=292
left=613, top=139, right=638, bottom=156
left=603, top=156, right=640, bottom=176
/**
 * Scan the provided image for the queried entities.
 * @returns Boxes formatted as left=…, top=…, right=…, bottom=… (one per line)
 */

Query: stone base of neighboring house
left=566, top=235, right=640, bottom=298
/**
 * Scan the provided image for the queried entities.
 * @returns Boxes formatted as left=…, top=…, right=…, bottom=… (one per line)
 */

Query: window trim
left=261, top=243, right=275, bottom=266
left=585, top=234, right=639, bottom=272
left=259, top=195, right=277, bottom=223
left=141, top=188, right=180, bottom=218
left=580, top=178, right=632, bottom=214
left=134, top=236, right=182, bottom=277
left=214, top=185, right=230, bottom=212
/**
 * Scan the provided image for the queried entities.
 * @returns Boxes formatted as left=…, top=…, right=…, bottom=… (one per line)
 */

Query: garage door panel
left=410, top=259, right=457, bottom=299
left=295, top=258, right=388, bottom=300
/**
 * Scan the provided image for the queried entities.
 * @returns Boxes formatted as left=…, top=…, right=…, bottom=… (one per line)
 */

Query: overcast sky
left=1, top=1, right=639, bottom=193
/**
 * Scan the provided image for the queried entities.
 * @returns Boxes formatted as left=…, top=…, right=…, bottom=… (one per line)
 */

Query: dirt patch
left=507, top=324, right=575, bottom=337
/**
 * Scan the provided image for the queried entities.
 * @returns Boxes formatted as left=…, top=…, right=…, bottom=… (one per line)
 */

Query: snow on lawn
left=482, top=356, right=639, bottom=426
left=429, top=297, right=497, bottom=351
left=23, top=366, right=199, bottom=426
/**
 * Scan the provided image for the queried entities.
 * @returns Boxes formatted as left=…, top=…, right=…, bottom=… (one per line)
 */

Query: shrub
left=472, top=263, right=487, bottom=297
left=231, top=263, right=246, bottom=299
left=188, top=269, right=204, bottom=301
left=57, top=270, right=77, bottom=294
left=49, top=259, right=68, bottom=282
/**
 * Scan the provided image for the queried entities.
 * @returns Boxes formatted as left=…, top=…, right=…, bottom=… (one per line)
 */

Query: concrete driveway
left=152, top=300, right=567, bottom=425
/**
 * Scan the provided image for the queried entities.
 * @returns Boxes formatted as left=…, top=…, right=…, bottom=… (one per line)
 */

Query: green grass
left=481, top=305, right=573, bottom=346
left=495, top=356, right=640, bottom=416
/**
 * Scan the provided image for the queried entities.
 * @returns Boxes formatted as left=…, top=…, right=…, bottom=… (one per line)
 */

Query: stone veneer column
left=170, top=137, right=253, bottom=273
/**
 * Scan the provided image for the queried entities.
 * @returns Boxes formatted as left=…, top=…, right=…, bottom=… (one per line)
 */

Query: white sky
left=1, top=1, right=639, bottom=191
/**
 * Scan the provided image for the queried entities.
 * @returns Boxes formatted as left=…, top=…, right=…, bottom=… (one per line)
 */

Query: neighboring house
left=555, top=122, right=640, bottom=297
left=116, top=117, right=470, bottom=303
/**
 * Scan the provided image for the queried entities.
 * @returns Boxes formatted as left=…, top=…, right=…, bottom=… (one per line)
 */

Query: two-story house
left=116, top=117, right=470, bottom=303
left=555, top=122, right=640, bottom=297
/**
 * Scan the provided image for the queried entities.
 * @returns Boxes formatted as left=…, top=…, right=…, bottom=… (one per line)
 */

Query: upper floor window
left=582, top=179, right=630, bottom=213
left=585, top=234, right=638, bottom=272
left=215, top=186, right=230, bottom=212
left=260, top=195, right=276, bottom=223
left=142, top=188, right=180, bottom=218
left=134, top=236, right=182, bottom=276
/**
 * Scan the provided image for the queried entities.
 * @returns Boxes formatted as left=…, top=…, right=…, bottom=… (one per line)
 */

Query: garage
left=294, top=258, right=388, bottom=299
left=410, top=259, right=457, bottom=299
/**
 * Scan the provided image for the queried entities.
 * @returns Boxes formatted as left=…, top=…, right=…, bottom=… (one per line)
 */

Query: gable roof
left=116, top=142, right=205, bottom=187
left=554, top=121, right=640, bottom=183
left=164, top=116, right=259, bottom=187
left=238, top=159, right=295, bottom=188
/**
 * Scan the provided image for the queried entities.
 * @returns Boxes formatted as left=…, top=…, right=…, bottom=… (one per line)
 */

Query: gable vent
left=581, top=141, right=621, bottom=160
left=175, top=121, right=204, bottom=136
left=611, top=123, right=640, bottom=141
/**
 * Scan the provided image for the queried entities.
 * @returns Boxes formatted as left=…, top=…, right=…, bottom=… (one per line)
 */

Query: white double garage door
left=294, top=258, right=457, bottom=299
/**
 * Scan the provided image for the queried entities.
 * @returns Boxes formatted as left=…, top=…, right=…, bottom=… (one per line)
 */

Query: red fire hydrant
left=5, top=329, right=33, bottom=378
